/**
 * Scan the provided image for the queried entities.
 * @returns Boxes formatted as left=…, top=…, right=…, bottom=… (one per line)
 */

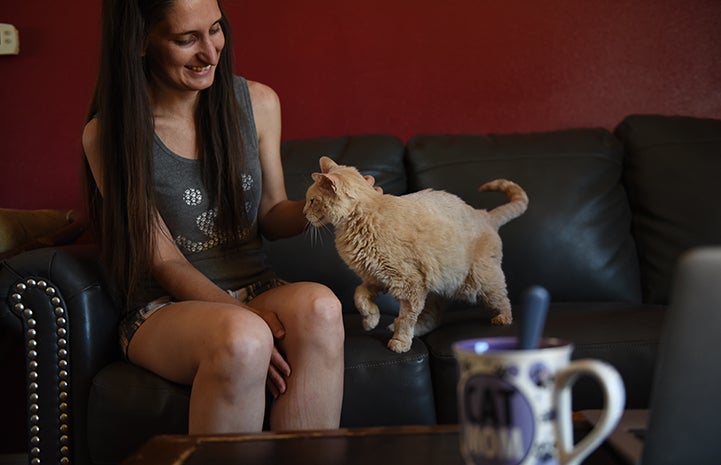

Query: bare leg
left=248, top=282, right=344, bottom=430
left=127, top=301, right=274, bottom=433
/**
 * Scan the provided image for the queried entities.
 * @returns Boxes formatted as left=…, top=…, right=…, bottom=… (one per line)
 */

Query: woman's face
left=145, top=0, right=225, bottom=94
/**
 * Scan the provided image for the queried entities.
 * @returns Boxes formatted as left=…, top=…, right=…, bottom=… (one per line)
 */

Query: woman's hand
left=364, top=174, right=383, bottom=193
left=267, top=346, right=291, bottom=398
left=253, top=309, right=291, bottom=398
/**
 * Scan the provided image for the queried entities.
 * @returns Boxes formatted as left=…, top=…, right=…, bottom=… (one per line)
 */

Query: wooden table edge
left=121, top=424, right=461, bottom=465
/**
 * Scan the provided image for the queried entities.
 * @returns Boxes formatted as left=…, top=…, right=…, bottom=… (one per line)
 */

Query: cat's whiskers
left=305, top=223, right=330, bottom=246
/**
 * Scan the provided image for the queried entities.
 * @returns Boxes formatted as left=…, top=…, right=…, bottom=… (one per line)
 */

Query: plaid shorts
left=118, top=278, right=286, bottom=359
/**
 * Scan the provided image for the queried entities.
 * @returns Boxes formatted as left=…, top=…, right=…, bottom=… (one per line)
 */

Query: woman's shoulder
left=243, top=78, right=280, bottom=121
left=82, top=117, right=106, bottom=193
left=82, top=117, right=100, bottom=151
left=245, top=79, right=279, bottom=108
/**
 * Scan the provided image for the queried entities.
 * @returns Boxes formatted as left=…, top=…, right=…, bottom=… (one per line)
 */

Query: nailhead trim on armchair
left=11, top=278, right=72, bottom=465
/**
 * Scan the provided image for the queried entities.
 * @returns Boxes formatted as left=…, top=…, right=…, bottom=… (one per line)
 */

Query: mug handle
left=553, top=360, right=626, bottom=465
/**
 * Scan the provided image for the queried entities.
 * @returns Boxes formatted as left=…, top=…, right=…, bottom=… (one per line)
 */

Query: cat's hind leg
left=354, top=283, right=381, bottom=330
left=478, top=266, right=513, bottom=325
left=490, top=303, right=513, bottom=325
left=400, top=293, right=445, bottom=336
left=469, top=262, right=513, bottom=326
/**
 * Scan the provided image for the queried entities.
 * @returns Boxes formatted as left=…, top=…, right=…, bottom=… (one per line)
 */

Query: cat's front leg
left=388, top=299, right=421, bottom=353
left=354, top=283, right=380, bottom=330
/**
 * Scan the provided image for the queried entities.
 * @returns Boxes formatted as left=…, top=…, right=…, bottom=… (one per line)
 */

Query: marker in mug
left=518, top=285, right=550, bottom=350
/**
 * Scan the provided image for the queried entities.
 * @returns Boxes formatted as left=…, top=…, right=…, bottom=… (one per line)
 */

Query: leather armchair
left=1, top=246, right=119, bottom=465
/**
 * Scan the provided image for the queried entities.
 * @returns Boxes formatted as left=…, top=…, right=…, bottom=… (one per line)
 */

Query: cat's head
left=303, top=156, right=374, bottom=226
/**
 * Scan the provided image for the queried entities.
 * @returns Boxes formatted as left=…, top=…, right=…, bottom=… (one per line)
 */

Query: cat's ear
left=313, top=172, right=339, bottom=193
left=319, top=156, right=338, bottom=173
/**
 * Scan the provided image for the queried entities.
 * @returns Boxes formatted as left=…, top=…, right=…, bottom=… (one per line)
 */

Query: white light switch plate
left=0, top=23, right=19, bottom=55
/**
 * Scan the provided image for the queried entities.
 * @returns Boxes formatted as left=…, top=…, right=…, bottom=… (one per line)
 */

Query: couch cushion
left=0, top=208, right=80, bottom=258
left=406, top=130, right=642, bottom=304
left=615, top=114, right=721, bottom=304
left=342, top=314, right=436, bottom=427
left=266, top=134, right=406, bottom=314
left=423, top=302, right=665, bottom=423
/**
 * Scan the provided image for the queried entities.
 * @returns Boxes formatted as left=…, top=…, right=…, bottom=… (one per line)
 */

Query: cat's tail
left=479, top=179, right=529, bottom=228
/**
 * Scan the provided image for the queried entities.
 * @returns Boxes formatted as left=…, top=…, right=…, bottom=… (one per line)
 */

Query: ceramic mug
left=453, top=337, right=625, bottom=465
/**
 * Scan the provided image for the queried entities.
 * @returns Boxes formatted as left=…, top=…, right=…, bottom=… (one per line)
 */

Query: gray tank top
left=151, top=76, right=276, bottom=295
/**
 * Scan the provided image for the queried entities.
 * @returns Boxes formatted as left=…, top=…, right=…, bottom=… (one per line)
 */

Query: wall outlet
left=0, top=23, right=19, bottom=55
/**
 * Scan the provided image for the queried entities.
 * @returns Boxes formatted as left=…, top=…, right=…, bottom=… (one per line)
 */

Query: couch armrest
left=0, top=245, right=121, bottom=465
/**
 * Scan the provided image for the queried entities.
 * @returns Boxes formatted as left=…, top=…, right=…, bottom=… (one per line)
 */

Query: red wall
left=2, top=0, right=720, bottom=211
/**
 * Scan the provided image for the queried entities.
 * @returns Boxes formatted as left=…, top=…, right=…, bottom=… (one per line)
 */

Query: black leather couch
left=2, top=114, right=720, bottom=465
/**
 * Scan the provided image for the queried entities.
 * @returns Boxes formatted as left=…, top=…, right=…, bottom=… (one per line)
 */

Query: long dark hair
left=84, top=0, right=248, bottom=307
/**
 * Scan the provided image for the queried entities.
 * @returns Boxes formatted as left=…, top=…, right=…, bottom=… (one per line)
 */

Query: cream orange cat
left=304, top=157, right=528, bottom=353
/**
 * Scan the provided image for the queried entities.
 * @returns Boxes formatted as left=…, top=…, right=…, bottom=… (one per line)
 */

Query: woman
left=83, top=0, right=346, bottom=433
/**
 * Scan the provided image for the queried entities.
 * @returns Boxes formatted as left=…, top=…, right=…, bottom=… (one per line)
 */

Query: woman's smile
left=186, top=64, right=213, bottom=73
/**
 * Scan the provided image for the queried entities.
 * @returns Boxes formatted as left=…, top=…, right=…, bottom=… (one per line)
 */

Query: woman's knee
left=296, top=282, right=342, bottom=320
left=295, top=283, right=344, bottom=345
left=204, top=310, right=274, bottom=378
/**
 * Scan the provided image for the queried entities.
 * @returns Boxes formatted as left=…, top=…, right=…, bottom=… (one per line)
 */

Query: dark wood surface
left=121, top=424, right=626, bottom=465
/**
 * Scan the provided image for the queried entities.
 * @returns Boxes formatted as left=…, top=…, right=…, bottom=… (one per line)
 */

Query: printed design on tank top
left=184, top=188, right=203, bottom=206
left=175, top=174, right=255, bottom=253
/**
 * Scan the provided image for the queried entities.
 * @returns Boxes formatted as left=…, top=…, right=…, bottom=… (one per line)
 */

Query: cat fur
left=303, top=156, right=528, bottom=353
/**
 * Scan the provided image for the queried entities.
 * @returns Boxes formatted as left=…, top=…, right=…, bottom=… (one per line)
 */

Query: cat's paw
left=491, top=313, right=513, bottom=325
left=362, top=313, right=380, bottom=331
left=387, top=337, right=412, bottom=353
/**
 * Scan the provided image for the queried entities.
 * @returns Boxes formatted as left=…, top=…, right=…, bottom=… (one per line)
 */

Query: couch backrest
left=269, top=128, right=644, bottom=309
left=615, top=114, right=721, bottom=304
left=268, top=115, right=721, bottom=309
left=405, top=129, right=642, bottom=304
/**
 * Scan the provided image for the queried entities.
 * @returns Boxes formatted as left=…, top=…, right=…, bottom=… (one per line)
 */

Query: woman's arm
left=249, top=81, right=308, bottom=241
left=149, top=215, right=249, bottom=303
left=247, top=81, right=382, bottom=241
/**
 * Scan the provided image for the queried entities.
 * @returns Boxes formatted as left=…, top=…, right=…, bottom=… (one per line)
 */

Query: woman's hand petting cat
left=364, top=175, right=383, bottom=193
